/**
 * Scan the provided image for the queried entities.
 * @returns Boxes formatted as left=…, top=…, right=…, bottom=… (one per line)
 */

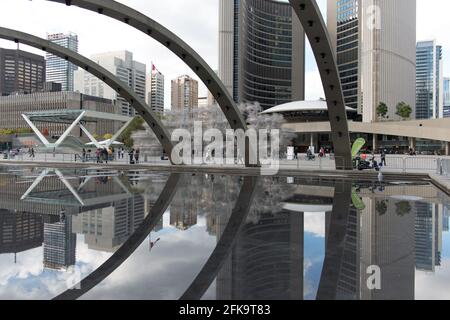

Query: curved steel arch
left=0, top=27, right=175, bottom=158
left=45, top=0, right=351, bottom=169
left=46, top=0, right=248, bottom=135
left=289, top=0, right=352, bottom=170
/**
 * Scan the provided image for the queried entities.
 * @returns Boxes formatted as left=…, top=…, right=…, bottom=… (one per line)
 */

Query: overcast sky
left=0, top=0, right=448, bottom=108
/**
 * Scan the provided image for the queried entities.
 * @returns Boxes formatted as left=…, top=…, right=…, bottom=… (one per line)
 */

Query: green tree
left=395, top=101, right=412, bottom=120
left=376, top=102, right=388, bottom=120
left=395, top=201, right=412, bottom=216
left=103, top=133, right=113, bottom=140
left=119, top=116, right=145, bottom=148
left=376, top=200, right=388, bottom=216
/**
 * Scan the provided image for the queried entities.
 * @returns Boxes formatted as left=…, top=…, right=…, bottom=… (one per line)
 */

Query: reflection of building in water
left=0, top=210, right=45, bottom=255
left=217, top=210, right=303, bottom=300
left=444, top=206, right=449, bottom=232
left=359, top=198, right=415, bottom=300
left=415, top=203, right=443, bottom=272
left=43, top=219, right=76, bottom=271
left=72, top=195, right=145, bottom=252
left=170, top=186, right=198, bottom=231
left=326, top=207, right=361, bottom=300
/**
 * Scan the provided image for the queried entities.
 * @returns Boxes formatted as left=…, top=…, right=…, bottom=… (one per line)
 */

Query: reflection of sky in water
left=2, top=168, right=450, bottom=300
left=0, top=234, right=112, bottom=300
left=303, top=212, right=325, bottom=300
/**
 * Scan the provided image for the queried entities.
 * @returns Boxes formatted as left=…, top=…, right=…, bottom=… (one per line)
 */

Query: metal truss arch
left=289, top=0, right=352, bottom=170
left=0, top=27, right=174, bottom=159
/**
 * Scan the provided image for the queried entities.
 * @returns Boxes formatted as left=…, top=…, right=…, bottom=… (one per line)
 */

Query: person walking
left=381, top=149, right=387, bottom=167
left=135, top=148, right=140, bottom=164
left=82, top=148, right=86, bottom=162
left=30, top=148, right=35, bottom=159
left=129, top=149, right=135, bottom=164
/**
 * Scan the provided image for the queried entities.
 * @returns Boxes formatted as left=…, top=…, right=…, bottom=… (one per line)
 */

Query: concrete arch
left=289, top=0, right=352, bottom=170
left=46, top=0, right=248, bottom=135
left=0, top=27, right=175, bottom=158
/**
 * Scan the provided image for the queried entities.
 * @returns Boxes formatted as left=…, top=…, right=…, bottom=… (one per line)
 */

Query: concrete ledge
left=429, top=173, right=450, bottom=196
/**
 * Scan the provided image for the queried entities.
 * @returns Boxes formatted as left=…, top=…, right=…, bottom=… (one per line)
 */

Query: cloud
left=304, top=212, right=326, bottom=238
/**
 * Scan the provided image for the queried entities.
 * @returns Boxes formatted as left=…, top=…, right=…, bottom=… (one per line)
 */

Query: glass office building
left=46, top=33, right=78, bottom=92
left=219, top=0, right=305, bottom=111
left=416, top=40, right=443, bottom=119
left=443, top=77, right=450, bottom=118
left=0, top=48, right=45, bottom=96
left=327, top=0, right=416, bottom=122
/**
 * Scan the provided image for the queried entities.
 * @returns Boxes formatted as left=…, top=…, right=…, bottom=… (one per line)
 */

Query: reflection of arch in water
left=45, top=0, right=248, bottom=134
left=0, top=27, right=174, bottom=160
left=316, top=182, right=353, bottom=300
left=289, top=0, right=352, bottom=169
left=53, top=173, right=182, bottom=300
left=180, top=176, right=260, bottom=300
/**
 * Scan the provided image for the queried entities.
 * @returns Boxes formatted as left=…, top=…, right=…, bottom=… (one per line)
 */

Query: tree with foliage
left=395, top=101, right=412, bottom=120
left=376, top=200, right=388, bottom=216
left=119, top=116, right=145, bottom=148
left=395, top=201, right=412, bottom=216
left=376, top=102, right=388, bottom=121
left=103, top=133, right=113, bottom=140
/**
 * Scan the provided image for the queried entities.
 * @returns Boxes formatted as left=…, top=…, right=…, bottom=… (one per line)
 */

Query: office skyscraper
left=327, top=0, right=416, bottom=122
left=75, top=51, right=146, bottom=116
left=442, top=77, right=450, bottom=118
left=46, top=33, right=78, bottom=92
left=0, top=48, right=45, bottom=96
left=146, top=64, right=165, bottom=115
left=416, top=40, right=444, bottom=119
left=219, top=0, right=305, bottom=110
left=43, top=219, right=76, bottom=271
left=171, top=75, right=198, bottom=112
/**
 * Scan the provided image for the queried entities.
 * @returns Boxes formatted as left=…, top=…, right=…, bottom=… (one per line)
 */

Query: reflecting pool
left=0, top=166, right=449, bottom=300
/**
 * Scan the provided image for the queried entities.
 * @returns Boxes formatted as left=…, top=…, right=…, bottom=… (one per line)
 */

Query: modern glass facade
left=0, top=48, right=45, bottom=96
left=443, top=77, right=450, bottom=118
left=46, top=33, right=78, bottom=92
left=335, top=0, right=359, bottom=111
left=219, top=0, right=304, bottom=111
left=416, top=41, right=443, bottom=119
left=328, top=0, right=416, bottom=123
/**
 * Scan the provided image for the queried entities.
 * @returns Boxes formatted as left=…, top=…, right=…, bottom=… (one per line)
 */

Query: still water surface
left=0, top=167, right=449, bottom=300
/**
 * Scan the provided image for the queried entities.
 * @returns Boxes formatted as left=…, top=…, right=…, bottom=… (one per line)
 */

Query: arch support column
left=289, top=0, right=352, bottom=170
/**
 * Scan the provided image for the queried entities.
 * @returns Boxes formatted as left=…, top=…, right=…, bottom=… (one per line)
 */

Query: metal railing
left=1, top=151, right=449, bottom=174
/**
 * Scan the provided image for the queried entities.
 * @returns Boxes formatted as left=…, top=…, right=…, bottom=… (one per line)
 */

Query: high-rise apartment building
left=146, top=64, right=165, bottom=115
left=416, top=41, right=443, bottom=119
left=327, top=0, right=416, bottom=122
left=46, top=33, right=78, bottom=92
left=0, top=48, right=45, bottom=96
left=75, top=51, right=146, bottom=116
left=219, top=0, right=305, bottom=110
left=171, top=75, right=198, bottom=112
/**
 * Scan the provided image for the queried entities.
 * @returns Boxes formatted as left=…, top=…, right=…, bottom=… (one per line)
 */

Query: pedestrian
left=381, top=149, right=387, bottom=167
left=82, top=148, right=86, bottom=162
left=96, top=148, right=101, bottom=163
left=135, top=148, right=140, bottom=164
left=129, top=149, right=134, bottom=164
left=30, top=148, right=35, bottom=159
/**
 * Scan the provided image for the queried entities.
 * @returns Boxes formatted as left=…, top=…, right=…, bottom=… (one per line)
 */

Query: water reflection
left=0, top=167, right=449, bottom=300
